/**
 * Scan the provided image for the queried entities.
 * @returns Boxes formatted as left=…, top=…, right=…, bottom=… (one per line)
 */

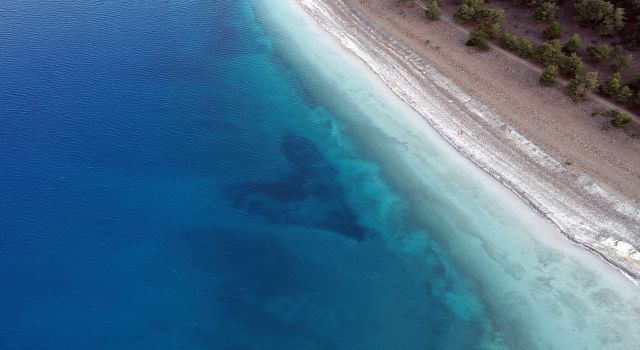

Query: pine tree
left=534, top=40, right=564, bottom=66
left=533, top=2, right=558, bottom=22
left=610, top=53, right=633, bottom=73
left=542, top=21, right=561, bottom=39
left=425, top=0, right=442, bottom=19
left=613, top=7, right=626, bottom=32
left=562, top=34, right=582, bottom=54
left=587, top=44, right=613, bottom=62
left=567, top=70, right=598, bottom=101
left=466, top=28, right=490, bottom=50
left=560, top=53, right=585, bottom=78
left=614, top=85, right=633, bottom=104
left=608, top=110, right=631, bottom=127
left=539, top=65, right=558, bottom=86
left=454, top=0, right=484, bottom=22
left=601, top=72, right=622, bottom=97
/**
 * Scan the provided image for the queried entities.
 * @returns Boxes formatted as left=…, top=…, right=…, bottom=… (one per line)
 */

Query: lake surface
left=1, top=1, right=639, bottom=349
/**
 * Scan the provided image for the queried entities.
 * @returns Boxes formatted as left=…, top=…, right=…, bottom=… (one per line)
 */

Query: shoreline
left=294, top=0, right=640, bottom=284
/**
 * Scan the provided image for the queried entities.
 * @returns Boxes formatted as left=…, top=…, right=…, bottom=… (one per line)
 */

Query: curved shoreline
left=295, top=0, right=640, bottom=285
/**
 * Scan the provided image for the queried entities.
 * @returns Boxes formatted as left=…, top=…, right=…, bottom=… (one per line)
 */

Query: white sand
left=252, top=0, right=640, bottom=347
left=290, top=0, right=640, bottom=285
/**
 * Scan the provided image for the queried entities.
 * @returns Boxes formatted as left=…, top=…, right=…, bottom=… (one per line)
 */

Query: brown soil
left=355, top=0, right=640, bottom=202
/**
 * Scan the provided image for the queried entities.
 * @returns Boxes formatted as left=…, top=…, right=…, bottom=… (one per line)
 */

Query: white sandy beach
left=287, top=0, right=640, bottom=285
left=252, top=0, right=640, bottom=347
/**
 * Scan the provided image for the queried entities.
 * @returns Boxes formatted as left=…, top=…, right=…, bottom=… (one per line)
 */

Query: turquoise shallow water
left=1, top=0, right=640, bottom=348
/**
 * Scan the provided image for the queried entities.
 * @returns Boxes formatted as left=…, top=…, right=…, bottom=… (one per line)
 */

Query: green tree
left=601, top=73, right=633, bottom=103
left=524, top=0, right=546, bottom=6
left=539, top=64, right=559, bottom=85
left=573, top=0, right=625, bottom=36
left=534, top=39, right=565, bottom=66
left=453, top=0, right=484, bottom=22
left=609, top=7, right=626, bottom=34
left=573, top=0, right=613, bottom=24
left=499, top=31, right=518, bottom=50
left=454, top=4, right=476, bottom=21
left=586, top=44, right=612, bottom=62
left=488, top=23, right=503, bottom=39
left=477, top=7, right=506, bottom=27
left=631, top=75, right=640, bottom=91
left=424, top=0, right=442, bottom=19
left=542, top=21, right=562, bottom=39
left=533, top=2, right=558, bottom=22
left=560, top=53, right=585, bottom=77
left=566, top=70, right=598, bottom=101
left=610, top=53, right=633, bottom=72
left=601, top=72, right=622, bottom=96
left=614, top=85, right=633, bottom=103
left=515, top=37, right=535, bottom=57
left=597, top=7, right=625, bottom=36
left=597, top=17, right=615, bottom=36
left=499, top=31, right=534, bottom=57
left=466, top=28, right=490, bottom=50
left=562, top=34, right=582, bottom=53
left=608, top=110, right=631, bottom=127
left=611, top=44, right=624, bottom=58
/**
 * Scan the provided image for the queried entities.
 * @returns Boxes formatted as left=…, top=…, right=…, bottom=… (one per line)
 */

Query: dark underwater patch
left=224, top=134, right=366, bottom=240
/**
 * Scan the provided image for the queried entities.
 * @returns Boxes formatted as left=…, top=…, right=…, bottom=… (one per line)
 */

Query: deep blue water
left=0, top=1, right=494, bottom=349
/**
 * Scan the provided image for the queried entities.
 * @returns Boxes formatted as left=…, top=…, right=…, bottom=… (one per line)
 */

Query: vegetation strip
left=406, top=0, right=640, bottom=127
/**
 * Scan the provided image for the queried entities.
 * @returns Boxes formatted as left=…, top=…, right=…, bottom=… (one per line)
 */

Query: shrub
left=631, top=75, right=640, bottom=91
left=533, top=2, right=558, bottom=22
left=601, top=72, right=622, bottom=96
left=610, top=53, right=633, bottom=72
left=466, top=0, right=485, bottom=7
left=614, top=85, right=633, bottom=103
left=574, top=0, right=625, bottom=36
left=608, top=110, right=631, bottom=127
left=586, top=44, right=612, bottom=62
left=477, top=7, right=506, bottom=27
left=523, top=0, right=546, bottom=6
left=596, top=16, right=615, bottom=37
left=562, top=34, right=582, bottom=53
left=574, top=0, right=613, bottom=24
left=611, top=44, right=624, bottom=58
left=534, top=40, right=565, bottom=66
left=498, top=31, right=534, bottom=57
left=540, top=65, right=559, bottom=85
left=542, top=21, right=561, bottom=39
left=488, top=23, right=503, bottom=39
left=600, top=72, right=633, bottom=103
left=454, top=4, right=476, bottom=22
left=466, top=28, right=490, bottom=50
left=560, top=53, right=585, bottom=77
left=514, top=37, right=535, bottom=57
left=600, top=7, right=625, bottom=35
left=596, top=7, right=625, bottom=37
left=425, top=0, right=442, bottom=19
left=454, top=0, right=484, bottom=22
left=499, top=31, right=518, bottom=50
left=566, top=70, right=598, bottom=101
